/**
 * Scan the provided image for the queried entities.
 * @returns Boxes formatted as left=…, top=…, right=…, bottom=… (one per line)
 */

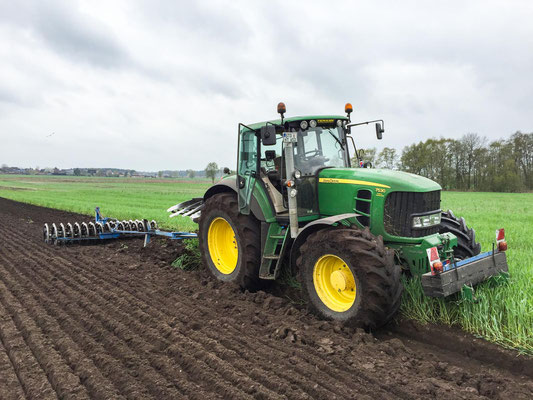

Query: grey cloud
left=34, top=6, right=129, bottom=68
left=139, top=0, right=251, bottom=47
left=0, top=0, right=129, bottom=68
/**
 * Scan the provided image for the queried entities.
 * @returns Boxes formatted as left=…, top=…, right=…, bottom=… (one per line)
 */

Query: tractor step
left=259, top=223, right=289, bottom=280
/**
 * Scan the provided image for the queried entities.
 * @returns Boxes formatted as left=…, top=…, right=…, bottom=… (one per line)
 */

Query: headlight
left=293, top=170, right=301, bottom=179
left=309, top=120, right=317, bottom=128
left=412, top=213, right=441, bottom=228
left=300, top=120, right=308, bottom=130
left=336, top=120, right=343, bottom=127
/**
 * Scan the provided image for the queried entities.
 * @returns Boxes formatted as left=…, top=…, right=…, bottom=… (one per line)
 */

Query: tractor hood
left=318, top=168, right=441, bottom=193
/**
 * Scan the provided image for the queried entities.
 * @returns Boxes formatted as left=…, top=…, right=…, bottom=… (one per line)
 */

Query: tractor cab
left=236, top=103, right=384, bottom=239
left=237, top=107, right=352, bottom=226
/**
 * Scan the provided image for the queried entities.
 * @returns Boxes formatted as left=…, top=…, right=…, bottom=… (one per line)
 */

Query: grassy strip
left=171, top=239, right=202, bottom=271
left=0, top=175, right=531, bottom=352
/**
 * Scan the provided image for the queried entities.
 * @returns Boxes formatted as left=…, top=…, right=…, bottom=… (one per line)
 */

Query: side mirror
left=260, top=125, right=276, bottom=146
left=375, top=122, right=384, bottom=140
left=223, top=167, right=230, bottom=175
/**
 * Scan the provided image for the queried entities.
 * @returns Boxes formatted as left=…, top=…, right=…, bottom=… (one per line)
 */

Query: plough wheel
left=88, top=222, right=97, bottom=236
left=150, top=220, right=157, bottom=230
left=51, top=223, right=58, bottom=245
left=136, top=220, right=144, bottom=232
left=43, top=223, right=50, bottom=244
left=67, top=223, right=74, bottom=238
left=58, top=223, right=66, bottom=244
left=81, top=222, right=89, bottom=237
left=74, top=222, right=81, bottom=238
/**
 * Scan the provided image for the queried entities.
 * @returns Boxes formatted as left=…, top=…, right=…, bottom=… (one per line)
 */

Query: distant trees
left=205, top=162, right=219, bottom=183
left=73, top=168, right=81, bottom=176
left=187, top=169, right=196, bottom=179
left=376, top=147, right=398, bottom=169
left=350, top=148, right=376, bottom=167
left=400, top=132, right=533, bottom=192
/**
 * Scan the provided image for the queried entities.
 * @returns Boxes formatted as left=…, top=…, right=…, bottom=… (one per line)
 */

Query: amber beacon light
left=345, top=103, right=353, bottom=115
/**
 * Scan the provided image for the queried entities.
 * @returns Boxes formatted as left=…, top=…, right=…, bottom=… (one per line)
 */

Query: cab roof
left=244, top=115, right=348, bottom=131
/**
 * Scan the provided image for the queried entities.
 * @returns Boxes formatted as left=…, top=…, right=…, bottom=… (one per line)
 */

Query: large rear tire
left=439, top=210, right=481, bottom=259
left=297, top=227, right=403, bottom=329
left=198, top=192, right=263, bottom=290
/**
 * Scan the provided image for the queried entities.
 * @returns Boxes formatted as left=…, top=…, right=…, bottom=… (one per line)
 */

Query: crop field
left=0, top=174, right=532, bottom=356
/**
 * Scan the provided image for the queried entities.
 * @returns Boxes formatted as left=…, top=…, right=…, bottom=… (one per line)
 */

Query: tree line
left=354, top=131, right=533, bottom=192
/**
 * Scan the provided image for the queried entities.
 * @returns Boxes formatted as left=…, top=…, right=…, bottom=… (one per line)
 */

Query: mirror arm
left=346, top=119, right=385, bottom=130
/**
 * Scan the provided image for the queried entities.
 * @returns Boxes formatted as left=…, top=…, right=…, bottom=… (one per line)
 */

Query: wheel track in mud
left=2, top=227, right=412, bottom=399
left=2, top=227, right=406, bottom=397
left=0, top=253, right=176, bottom=400
left=2, top=233, right=321, bottom=398
left=0, top=239, right=255, bottom=399
left=0, top=263, right=92, bottom=399
left=0, top=335, right=26, bottom=400
left=0, top=299, right=56, bottom=400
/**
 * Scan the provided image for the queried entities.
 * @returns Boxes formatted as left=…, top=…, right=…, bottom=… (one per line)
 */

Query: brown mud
left=0, top=197, right=531, bottom=399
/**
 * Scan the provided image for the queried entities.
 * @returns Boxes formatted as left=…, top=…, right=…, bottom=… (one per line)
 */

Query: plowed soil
left=0, top=197, right=532, bottom=400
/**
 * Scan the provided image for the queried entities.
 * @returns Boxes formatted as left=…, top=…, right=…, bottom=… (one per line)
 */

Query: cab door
left=237, top=124, right=259, bottom=215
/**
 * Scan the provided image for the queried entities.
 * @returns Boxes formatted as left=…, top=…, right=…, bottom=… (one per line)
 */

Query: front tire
left=198, top=192, right=262, bottom=290
left=297, top=227, right=402, bottom=329
left=439, top=210, right=481, bottom=259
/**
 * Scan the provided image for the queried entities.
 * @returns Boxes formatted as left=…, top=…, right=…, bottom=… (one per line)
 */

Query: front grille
left=384, top=191, right=441, bottom=238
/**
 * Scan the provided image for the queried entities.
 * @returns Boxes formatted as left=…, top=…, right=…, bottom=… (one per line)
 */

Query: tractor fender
left=203, top=178, right=266, bottom=221
left=289, top=213, right=359, bottom=271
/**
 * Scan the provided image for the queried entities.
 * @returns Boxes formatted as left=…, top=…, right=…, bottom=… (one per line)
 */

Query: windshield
left=293, top=126, right=347, bottom=176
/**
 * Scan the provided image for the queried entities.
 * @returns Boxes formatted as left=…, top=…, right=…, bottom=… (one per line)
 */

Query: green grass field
left=1, top=175, right=531, bottom=353
left=0, top=175, right=211, bottom=232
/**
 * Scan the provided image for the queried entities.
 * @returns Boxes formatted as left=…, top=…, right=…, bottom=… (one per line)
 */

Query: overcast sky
left=1, top=0, right=532, bottom=171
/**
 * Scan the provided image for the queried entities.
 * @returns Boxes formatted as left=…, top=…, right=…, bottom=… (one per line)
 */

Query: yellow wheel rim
left=207, top=217, right=238, bottom=275
left=313, top=254, right=356, bottom=312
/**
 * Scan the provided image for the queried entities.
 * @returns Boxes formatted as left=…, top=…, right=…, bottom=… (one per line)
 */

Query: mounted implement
left=43, top=207, right=196, bottom=246
left=169, top=102, right=510, bottom=328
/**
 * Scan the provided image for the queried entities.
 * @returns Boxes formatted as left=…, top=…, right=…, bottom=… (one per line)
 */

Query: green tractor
left=169, top=103, right=509, bottom=328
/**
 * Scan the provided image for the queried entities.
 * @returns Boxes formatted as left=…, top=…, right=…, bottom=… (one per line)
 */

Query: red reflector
left=498, top=241, right=507, bottom=252
left=429, top=247, right=439, bottom=262
left=433, top=261, right=443, bottom=273
left=496, top=228, right=505, bottom=241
